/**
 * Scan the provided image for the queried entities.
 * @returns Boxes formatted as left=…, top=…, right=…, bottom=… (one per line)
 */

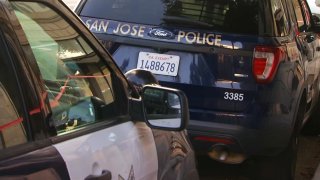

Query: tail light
left=194, top=136, right=235, bottom=144
left=252, top=46, right=286, bottom=84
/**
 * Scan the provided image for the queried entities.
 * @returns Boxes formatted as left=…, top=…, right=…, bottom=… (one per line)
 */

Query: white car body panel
left=54, top=121, right=158, bottom=180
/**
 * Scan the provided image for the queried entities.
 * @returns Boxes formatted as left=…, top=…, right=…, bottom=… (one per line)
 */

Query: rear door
left=1, top=1, right=158, bottom=179
left=291, top=0, right=320, bottom=106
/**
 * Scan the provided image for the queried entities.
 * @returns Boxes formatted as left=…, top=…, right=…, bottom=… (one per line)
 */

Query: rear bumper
left=187, top=114, right=293, bottom=158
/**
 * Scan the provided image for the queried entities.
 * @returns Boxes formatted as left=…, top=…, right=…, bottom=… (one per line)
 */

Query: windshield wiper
left=161, top=16, right=214, bottom=28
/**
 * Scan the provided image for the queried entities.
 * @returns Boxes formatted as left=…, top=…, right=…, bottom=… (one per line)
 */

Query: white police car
left=0, top=0, right=199, bottom=179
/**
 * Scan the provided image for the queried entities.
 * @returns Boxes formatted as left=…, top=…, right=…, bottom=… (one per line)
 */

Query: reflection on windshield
left=12, top=2, right=117, bottom=134
left=81, top=0, right=262, bottom=35
left=58, top=37, right=94, bottom=59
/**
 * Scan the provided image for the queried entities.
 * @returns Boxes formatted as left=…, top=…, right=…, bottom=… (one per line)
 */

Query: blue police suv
left=76, top=0, right=320, bottom=179
left=0, top=0, right=199, bottom=180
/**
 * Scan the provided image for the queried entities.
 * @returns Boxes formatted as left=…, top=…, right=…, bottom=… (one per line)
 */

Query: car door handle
left=85, top=170, right=112, bottom=180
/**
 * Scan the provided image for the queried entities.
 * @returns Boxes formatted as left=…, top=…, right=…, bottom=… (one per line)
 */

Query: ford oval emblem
left=148, top=28, right=175, bottom=39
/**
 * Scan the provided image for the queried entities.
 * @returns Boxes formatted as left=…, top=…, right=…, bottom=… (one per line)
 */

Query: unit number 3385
left=224, top=92, right=244, bottom=101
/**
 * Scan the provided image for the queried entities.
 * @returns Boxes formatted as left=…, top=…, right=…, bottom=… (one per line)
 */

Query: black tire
left=302, top=100, right=320, bottom=135
left=251, top=131, right=299, bottom=180
left=251, top=100, right=305, bottom=180
left=302, top=78, right=320, bottom=135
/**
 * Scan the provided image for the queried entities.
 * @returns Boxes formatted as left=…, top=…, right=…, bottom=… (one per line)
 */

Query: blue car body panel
left=77, top=0, right=320, bottom=159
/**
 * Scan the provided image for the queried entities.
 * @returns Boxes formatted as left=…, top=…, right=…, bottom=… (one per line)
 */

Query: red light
left=194, top=136, right=235, bottom=145
left=252, top=46, right=285, bottom=84
left=253, top=58, right=267, bottom=75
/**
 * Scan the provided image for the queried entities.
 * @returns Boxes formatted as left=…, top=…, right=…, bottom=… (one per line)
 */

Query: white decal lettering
left=138, top=26, right=145, bottom=37
left=120, top=24, right=131, bottom=35
left=215, top=35, right=222, bottom=46
left=177, top=31, right=185, bottom=42
left=196, top=32, right=205, bottom=44
left=85, top=19, right=92, bottom=29
left=113, top=23, right=121, bottom=34
left=99, top=21, right=109, bottom=32
left=90, top=20, right=98, bottom=31
left=185, top=32, right=196, bottom=44
left=131, top=25, right=138, bottom=36
left=206, top=34, right=215, bottom=45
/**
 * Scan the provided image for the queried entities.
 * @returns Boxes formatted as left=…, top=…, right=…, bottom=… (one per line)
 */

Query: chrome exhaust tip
left=208, top=144, right=246, bottom=164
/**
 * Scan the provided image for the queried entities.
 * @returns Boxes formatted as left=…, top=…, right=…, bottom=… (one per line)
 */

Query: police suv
left=76, top=0, right=320, bottom=179
left=0, top=0, right=199, bottom=179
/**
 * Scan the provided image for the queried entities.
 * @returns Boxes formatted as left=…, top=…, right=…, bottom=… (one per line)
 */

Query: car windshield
left=12, top=2, right=125, bottom=133
left=80, top=0, right=268, bottom=35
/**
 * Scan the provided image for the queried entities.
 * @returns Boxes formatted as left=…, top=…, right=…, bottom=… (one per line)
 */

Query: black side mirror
left=125, top=69, right=159, bottom=97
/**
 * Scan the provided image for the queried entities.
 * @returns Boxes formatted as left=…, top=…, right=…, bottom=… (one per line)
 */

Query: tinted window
left=293, top=0, right=309, bottom=31
left=80, top=0, right=268, bottom=35
left=0, top=53, right=27, bottom=149
left=12, top=2, right=126, bottom=134
left=0, top=84, right=27, bottom=149
left=271, top=0, right=289, bottom=36
left=301, top=0, right=311, bottom=27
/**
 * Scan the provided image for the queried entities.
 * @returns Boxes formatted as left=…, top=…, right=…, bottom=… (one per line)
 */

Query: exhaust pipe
left=208, top=144, right=246, bottom=164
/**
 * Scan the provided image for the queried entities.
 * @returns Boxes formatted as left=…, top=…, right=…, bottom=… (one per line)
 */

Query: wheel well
left=296, top=90, right=307, bottom=131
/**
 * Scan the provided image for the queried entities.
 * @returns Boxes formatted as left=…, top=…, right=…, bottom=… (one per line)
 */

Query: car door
left=0, top=1, right=158, bottom=179
left=0, top=17, right=70, bottom=178
left=292, top=0, right=320, bottom=106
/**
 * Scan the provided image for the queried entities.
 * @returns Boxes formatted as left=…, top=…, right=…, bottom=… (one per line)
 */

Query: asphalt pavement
left=198, top=134, right=320, bottom=180
left=313, top=161, right=320, bottom=180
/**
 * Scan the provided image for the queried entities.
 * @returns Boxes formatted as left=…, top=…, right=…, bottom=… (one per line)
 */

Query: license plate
left=137, top=52, right=180, bottom=76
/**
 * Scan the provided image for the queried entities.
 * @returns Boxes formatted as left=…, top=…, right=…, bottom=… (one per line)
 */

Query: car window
left=0, top=25, right=30, bottom=150
left=12, top=2, right=126, bottom=135
left=271, top=0, right=290, bottom=36
left=293, top=0, right=310, bottom=32
left=80, top=0, right=270, bottom=36
left=0, top=81, right=27, bottom=149
left=301, top=0, right=311, bottom=27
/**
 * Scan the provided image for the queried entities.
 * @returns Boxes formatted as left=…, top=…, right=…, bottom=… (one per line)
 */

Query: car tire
left=251, top=99, right=305, bottom=180
left=252, top=131, right=298, bottom=180
left=302, top=95, right=320, bottom=135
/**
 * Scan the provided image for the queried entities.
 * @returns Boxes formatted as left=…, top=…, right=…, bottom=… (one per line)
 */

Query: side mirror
left=125, top=69, right=159, bottom=97
left=141, top=85, right=189, bottom=131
